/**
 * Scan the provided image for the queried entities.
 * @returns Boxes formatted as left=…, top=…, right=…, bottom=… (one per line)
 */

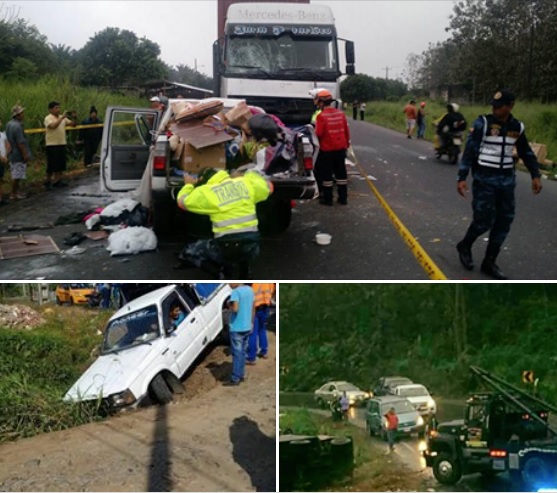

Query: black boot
left=320, top=187, right=333, bottom=206
left=456, top=241, right=474, bottom=271
left=337, top=185, right=348, bottom=205
left=481, top=245, right=508, bottom=280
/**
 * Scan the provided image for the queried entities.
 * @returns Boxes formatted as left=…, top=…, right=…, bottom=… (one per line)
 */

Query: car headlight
left=428, top=398, right=436, bottom=409
left=110, top=389, right=136, bottom=407
left=417, top=415, right=424, bottom=426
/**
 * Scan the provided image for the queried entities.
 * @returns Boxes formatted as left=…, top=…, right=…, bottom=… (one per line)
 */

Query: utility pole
left=383, top=66, right=394, bottom=80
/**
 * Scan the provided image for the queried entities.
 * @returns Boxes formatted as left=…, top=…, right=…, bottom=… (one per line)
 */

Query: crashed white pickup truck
left=64, top=283, right=231, bottom=409
left=99, top=98, right=318, bottom=237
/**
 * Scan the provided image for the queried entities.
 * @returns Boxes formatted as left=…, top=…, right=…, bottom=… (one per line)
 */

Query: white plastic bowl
left=315, top=233, right=332, bottom=246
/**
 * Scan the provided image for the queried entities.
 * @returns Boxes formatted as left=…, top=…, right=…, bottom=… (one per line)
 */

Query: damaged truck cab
left=100, top=98, right=317, bottom=236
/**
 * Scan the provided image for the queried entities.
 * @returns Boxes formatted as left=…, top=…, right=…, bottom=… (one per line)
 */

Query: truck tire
left=522, top=455, right=554, bottom=487
left=151, top=198, right=176, bottom=237
left=149, top=374, right=174, bottom=405
left=257, top=197, right=292, bottom=236
left=56, top=297, right=62, bottom=306
left=432, top=453, right=462, bottom=485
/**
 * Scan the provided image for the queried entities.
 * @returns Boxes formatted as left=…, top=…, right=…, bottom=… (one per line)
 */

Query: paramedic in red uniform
left=314, top=90, right=351, bottom=206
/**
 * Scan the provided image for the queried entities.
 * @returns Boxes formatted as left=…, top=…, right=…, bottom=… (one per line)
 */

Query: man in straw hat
left=5, top=105, right=32, bottom=200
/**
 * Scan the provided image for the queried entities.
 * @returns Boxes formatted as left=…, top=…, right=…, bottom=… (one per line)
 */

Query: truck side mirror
left=345, top=64, right=355, bottom=76
left=345, top=41, right=355, bottom=64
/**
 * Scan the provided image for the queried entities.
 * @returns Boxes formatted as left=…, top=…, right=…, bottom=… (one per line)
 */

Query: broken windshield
left=102, top=305, right=161, bottom=354
left=226, top=35, right=338, bottom=76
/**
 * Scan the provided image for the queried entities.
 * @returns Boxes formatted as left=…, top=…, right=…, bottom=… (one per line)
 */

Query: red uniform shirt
left=315, top=107, right=350, bottom=152
left=385, top=413, right=399, bottom=430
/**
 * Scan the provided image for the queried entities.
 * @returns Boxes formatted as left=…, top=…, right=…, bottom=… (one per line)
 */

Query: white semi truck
left=213, top=1, right=355, bottom=124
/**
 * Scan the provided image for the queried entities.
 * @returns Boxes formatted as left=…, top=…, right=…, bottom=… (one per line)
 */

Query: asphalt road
left=280, top=392, right=527, bottom=492
left=0, top=120, right=554, bottom=280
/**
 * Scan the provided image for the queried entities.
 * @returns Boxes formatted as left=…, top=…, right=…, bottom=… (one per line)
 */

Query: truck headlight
left=110, top=389, right=136, bottom=407
left=417, top=416, right=424, bottom=426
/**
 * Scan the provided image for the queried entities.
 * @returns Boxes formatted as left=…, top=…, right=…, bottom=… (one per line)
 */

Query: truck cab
left=213, top=2, right=355, bottom=123
left=100, top=98, right=317, bottom=236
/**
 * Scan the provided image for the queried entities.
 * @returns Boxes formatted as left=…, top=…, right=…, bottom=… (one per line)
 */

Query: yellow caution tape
left=348, top=146, right=448, bottom=280
left=24, top=122, right=104, bottom=135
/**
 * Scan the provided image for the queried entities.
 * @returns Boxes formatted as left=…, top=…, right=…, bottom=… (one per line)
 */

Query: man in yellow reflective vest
left=176, top=168, right=273, bottom=278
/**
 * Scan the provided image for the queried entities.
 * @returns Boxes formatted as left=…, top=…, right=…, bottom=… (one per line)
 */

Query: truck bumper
left=271, top=177, right=317, bottom=200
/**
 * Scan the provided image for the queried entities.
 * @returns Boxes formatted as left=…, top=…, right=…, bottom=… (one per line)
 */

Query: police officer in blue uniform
left=456, top=90, right=543, bottom=280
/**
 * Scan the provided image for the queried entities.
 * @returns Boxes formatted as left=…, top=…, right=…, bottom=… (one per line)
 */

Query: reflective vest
left=253, top=283, right=275, bottom=307
left=478, top=115, right=524, bottom=170
left=177, top=170, right=272, bottom=238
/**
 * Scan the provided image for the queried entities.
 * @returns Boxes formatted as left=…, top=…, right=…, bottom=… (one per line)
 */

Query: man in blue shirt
left=225, top=283, right=255, bottom=386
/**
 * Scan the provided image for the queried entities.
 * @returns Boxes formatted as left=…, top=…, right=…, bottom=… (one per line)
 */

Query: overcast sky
left=4, top=0, right=455, bottom=80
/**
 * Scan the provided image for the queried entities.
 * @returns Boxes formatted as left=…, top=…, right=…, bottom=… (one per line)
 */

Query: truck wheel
left=149, top=374, right=174, bottom=405
left=151, top=199, right=176, bottom=237
left=56, top=297, right=62, bottom=306
left=432, top=453, right=462, bottom=485
left=522, top=456, right=553, bottom=487
left=257, top=197, right=292, bottom=236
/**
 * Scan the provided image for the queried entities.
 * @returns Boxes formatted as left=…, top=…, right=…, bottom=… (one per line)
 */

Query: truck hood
left=438, top=419, right=466, bottom=434
left=64, top=342, right=161, bottom=402
left=345, top=390, right=368, bottom=399
left=405, top=396, right=430, bottom=406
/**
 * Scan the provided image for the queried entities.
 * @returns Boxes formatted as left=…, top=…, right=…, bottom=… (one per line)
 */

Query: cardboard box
left=180, top=142, right=227, bottom=174
left=225, top=101, right=252, bottom=128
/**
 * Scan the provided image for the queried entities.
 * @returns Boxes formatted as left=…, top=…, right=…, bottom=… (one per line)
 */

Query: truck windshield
left=102, top=305, right=160, bottom=354
left=226, top=34, right=338, bottom=75
left=398, top=386, right=428, bottom=397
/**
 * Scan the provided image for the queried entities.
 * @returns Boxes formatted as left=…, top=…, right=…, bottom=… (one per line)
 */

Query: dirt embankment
left=0, top=333, right=276, bottom=492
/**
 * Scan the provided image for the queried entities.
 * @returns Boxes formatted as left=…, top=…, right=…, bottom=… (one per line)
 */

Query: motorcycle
left=434, top=131, right=463, bottom=164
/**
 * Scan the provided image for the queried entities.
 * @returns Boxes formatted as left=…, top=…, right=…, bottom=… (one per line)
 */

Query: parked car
left=55, top=283, right=95, bottom=305
left=392, top=383, right=437, bottom=416
left=64, top=283, right=231, bottom=409
left=314, top=381, right=369, bottom=408
left=365, top=395, right=425, bottom=439
left=374, top=376, right=414, bottom=396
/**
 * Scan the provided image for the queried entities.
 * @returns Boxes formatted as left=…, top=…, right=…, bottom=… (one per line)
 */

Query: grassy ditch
left=0, top=303, right=114, bottom=442
left=353, top=100, right=557, bottom=173
left=279, top=408, right=427, bottom=492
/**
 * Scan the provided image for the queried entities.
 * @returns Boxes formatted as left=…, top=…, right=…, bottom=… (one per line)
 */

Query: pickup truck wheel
left=149, top=374, right=174, bottom=405
left=151, top=199, right=176, bottom=237
left=432, top=453, right=462, bottom=485
left=257, top=197, right=292, bottom=236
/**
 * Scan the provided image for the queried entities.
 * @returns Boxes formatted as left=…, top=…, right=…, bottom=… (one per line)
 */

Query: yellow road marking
left=348, top=146, right=448, bottom=280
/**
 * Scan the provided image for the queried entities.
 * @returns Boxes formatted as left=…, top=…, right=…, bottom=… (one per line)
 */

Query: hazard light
left=489, top=450, right=507, bottom=458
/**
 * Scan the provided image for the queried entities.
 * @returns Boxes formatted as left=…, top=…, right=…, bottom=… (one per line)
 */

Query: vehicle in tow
left=64, top=283, right=231, bottom=409
left=314, top=381, right=369, bottom=408
left=424, top=366, right=557, bottom=489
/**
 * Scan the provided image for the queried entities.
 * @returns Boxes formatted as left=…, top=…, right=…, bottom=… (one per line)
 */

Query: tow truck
left=424, top=366, right=557, bottom=489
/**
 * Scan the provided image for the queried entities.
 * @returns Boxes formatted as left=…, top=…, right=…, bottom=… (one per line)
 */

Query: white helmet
left=309, top=87, right=327, bottom=99
left=449, top=103, right=460, bottom=112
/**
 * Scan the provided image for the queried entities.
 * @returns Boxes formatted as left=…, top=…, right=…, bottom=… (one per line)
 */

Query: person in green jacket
left=176, top=168, right=273, bottom=279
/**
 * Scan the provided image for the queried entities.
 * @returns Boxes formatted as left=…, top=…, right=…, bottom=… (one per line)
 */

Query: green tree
left=79, top=27, right=168, bottom=87
left=5, top=56, right=38, bottom=80
left=168, top=64, right=213, bottom=90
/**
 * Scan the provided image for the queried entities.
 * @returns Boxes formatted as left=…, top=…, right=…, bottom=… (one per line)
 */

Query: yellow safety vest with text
left=177, top=170, right=273, bottom=238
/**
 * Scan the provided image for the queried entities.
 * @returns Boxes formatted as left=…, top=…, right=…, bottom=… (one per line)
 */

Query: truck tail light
left=303, top=156, right=313, bottom=171
left=489, top=450, right=507, bottom=458
left=153, top=155, right=166, bottom=171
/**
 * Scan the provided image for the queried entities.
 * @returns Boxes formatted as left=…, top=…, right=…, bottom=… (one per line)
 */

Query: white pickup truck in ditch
left=64, top=283, right=231, bottom=409
left=99, top=98, right=318, bottom=237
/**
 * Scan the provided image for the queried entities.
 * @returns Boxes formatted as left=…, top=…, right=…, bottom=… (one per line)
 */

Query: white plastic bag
left=106, top=227, right=157, bottom=256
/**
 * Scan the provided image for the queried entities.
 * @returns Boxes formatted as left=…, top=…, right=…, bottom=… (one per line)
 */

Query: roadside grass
left=280, top=408, right=427, bottom=492
left=0, top=76, right=145, bottom=196
left=0, top=303, right=115, bottom=442
left=353, top=100, right=557, bottom=173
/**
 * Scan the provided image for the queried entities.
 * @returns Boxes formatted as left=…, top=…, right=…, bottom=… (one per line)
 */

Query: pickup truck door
left=193, top=283, right=224, bottom=341
left=100, top=106, right=160, bottom=192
